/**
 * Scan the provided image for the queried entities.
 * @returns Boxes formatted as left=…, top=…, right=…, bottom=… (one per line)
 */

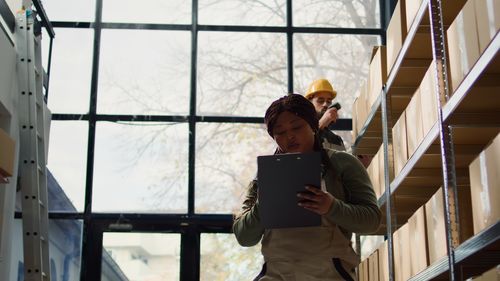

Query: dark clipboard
left=257, top=152, right=322, bottom=229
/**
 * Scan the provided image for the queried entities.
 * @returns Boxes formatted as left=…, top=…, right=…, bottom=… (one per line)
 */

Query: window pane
left=43, top=0, right=95, bottom=22
left=102, top=233, right=180, bottom=280
left=293, top=0, right=380, bottom=28
left=197, top=32, right=287, bottom=117
left=93, top=122, right=188, bottom=213
left=98, top=30, right=190, bottom=115
left=294, top=34, right=379, bottom=118
left=201, top=233, right=263, bottom=280
left=13, top=219, right=83, bottom=281
left=102, top=0, right=191, bottom=24
left=47, top=121, right=88, bottom=212
left=195, top=123, right=275, bottom=213
left=47, top=28, right=93, bottom=114
left=199, top=0, right=286, bottom=26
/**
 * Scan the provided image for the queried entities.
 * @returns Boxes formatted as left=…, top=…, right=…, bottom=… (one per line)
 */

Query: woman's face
left=272, top=111, right=315, bottom=153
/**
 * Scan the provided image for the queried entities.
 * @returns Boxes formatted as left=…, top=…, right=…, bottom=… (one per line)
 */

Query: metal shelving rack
left=354, top=0, right=500, bottom=280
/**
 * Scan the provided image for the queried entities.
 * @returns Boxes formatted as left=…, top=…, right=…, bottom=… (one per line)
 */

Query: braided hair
left=264, top=94, right=329, bottom=163
left=264, top=94, right=319, bottom=139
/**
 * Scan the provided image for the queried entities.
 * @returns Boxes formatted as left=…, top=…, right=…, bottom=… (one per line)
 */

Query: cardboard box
left=368, top=153, right=380, bottom=199
left=378, top=144, right=387, bottom=196
left=387, top=0, right=407, bottom=75
left=369, top=250, right=380, bottom=281
left=378, top=241, right=389, bottom=281
left=474, top=0, right=500, bottom=53
left=419, top=62, right=439, bottom=138
left=425, top=185, right=474, bottom=265
left=408, top=206, right=429, bottom=276
left=469, top=133, right=500, bottom=235
left=406, top=89, right=424, bottom=158
left=393, top=223, right=411, bottom=281
left=355, top=82, right=369, bottom=135
left=405, top=0, right=423, bottom=30
left=457, top=184, right=474, bottom=243
left=0, top=128, right=15, bottom=177
left=368, top=46, right=387, bottom=110
left=407, top=0, right=468, bottom=29
left=425, top=187, right=447, bottom=265
left=358, top=258, right=369, bottom=281
left=447, top=0, right=481, bottom=93
left=392, top=112, right=408, bottom=176
left=367, top=145, right=387, bottom=199
left=478, top=265, right=500, bottom=280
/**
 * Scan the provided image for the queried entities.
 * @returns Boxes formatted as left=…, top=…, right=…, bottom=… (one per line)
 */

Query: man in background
left=304, top=78, right=346, bottom=151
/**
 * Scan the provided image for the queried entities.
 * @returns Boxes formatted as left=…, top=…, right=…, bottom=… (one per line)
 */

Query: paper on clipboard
left=257, top=152, right=322, bottom=228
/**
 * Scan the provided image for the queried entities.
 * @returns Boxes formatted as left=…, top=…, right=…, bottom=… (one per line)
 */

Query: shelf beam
left=409, top=222, right=500, bottom=281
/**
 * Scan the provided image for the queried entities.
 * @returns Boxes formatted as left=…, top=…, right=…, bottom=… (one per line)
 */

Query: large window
left=35, top=0, right=384, bottom=279
left=197, top=31, right=287, bottom=117
left=98, top=29, right=191, bottom=115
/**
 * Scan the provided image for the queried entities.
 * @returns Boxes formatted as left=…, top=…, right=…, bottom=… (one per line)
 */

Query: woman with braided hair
left=233, top=94, right=381, bottom=281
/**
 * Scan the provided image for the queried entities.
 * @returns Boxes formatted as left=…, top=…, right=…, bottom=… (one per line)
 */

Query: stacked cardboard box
left=408, top=206, right=429, bottom=276
left=477, top=265, right=500, bottom=280
left=425, top=186, right=474, bottom=265
left=406, top=88, right=425, bottom=157
left=367, top=46, right=387, bottom=110
left=358, top=258, right=369, bottom=281
left=368, top=146, right=381, bottom=198
left=367, top=155, right=380, bottom=199
left=447, top=0, right=481, bottom=93
left=391, top=206, right=430, bottom=279
left=378, top=240, right=389, bottom=281
left=447, top=0, right=500, bottom=93
left=418, top=63, right=439, bottom=138
left=387, top=0, right=433, bottom=77
left=474, top=0, right=500, bottom=53
left=366, top=144, right=392, bottom=199
left=352, top=82, right=368, bottom=141
left=469, top=133, right=500, bottom=235
left=392, top=112, right=408, bottom=176
left=391, top=61, right=439, bottom=178
left=387, top=0, right=407, bottom=75
left=406, top=0, right=468, bottom=31
left=467, top=265, right=500, bottom=280
left=405, top=0, right=423, bottom=30
left=368, top=250, right=380, bottom=281
left=393, top=223, right=411, bottom=281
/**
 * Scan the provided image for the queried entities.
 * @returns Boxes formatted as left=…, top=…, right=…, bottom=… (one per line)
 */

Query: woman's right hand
left=297, top=186, right=336, bottom=215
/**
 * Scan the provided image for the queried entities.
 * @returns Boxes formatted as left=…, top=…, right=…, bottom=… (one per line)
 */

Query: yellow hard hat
left=304, top=78, right=337, bottom=99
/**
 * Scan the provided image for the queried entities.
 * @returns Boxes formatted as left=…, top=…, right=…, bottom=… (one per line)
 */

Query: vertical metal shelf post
left=381, top=84, right=396, bottom=281
left=381, top=2, right=395, bottom=280
left=428, top=0, right=461, bottom=280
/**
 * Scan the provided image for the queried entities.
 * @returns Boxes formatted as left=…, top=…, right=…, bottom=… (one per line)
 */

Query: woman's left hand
left=297, top=186, right=336, bottom=215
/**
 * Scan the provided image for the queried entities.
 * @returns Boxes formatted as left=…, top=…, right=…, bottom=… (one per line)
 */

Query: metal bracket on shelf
left=428, top=0, right=461, bottom=280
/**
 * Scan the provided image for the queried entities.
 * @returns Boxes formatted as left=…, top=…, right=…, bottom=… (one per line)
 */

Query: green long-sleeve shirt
left=233, top=150, right=381, bottom=247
